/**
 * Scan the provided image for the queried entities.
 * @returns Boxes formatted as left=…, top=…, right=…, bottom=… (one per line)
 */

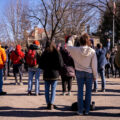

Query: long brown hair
left=45, top=40, right=57, bottom=52
left=80, top=33, right=90, bottom=46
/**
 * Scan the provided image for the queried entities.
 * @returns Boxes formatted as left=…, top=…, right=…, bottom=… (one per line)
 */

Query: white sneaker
left=84, top=112, right=89, bottom=115
left=15, top=82, right=19, bottom=85
left=68, top=92, right=71, bottom=96
left=19, top=82, right=23, bottom=85
left=62, top=92, right=65, bottom=96
left=36, top=93, right=39, bottom=96
left=76, top=111, right=83, bottom=116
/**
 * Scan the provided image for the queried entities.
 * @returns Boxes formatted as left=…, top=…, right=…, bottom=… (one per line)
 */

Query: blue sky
left=0, top=0, right=7, bottom=10
left=0, top=0, right=11, bottom=15
left=0, top=0, right=39, bottom=11
left=0, top=0, right=100, bottom=33
left=0, top=0, right=12, bottom=8
left=0, top=0, right=7, bottom=7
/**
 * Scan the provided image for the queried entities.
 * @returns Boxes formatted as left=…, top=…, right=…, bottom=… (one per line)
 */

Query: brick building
left=27, top=26, right=47, bottom=45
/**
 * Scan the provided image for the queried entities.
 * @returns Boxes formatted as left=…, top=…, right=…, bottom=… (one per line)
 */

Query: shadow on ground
left=105, top=89, right=120, bottom=93
left=0, top=105, right=120, bottom=117
left=0, top=105, right=73, bottom=117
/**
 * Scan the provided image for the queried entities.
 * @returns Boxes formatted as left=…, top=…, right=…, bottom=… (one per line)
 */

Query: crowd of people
left=0, top=33, right=120, bottom=115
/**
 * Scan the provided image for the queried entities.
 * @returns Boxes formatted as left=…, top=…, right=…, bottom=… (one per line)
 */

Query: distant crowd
left=0, top=33, right=120, bottom=115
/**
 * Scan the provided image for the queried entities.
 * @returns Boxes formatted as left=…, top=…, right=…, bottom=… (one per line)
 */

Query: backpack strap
left=14, top=51, right=24, bottom=63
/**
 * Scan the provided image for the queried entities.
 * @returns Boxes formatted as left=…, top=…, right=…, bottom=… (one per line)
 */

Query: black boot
left=0, top=91, right=7, bottom=95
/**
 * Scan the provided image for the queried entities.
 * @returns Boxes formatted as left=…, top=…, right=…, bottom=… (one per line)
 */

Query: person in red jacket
left=10, top=45, right=25, bottom=85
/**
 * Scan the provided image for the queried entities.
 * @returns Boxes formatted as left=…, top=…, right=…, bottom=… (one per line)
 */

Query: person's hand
left=93, top=78, right=96, bottom=82
left=107, top=38, right=110, bottom=42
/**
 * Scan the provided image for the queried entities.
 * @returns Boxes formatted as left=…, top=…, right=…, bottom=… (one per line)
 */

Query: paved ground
left=0, top=73, right=120, bottom=120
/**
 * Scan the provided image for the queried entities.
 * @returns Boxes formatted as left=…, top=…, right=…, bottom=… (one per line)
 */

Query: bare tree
left=29, top=0, right=99, bottom=42
left=60, top=0, right=97, bottom=35
left=0, top=0, right=31, bottom=45
left=29, top=0, right=72, bottom=41
left=86, top=0, right=119, bottom=21
left=86, top=0, right=120, bottom=31
left=0, top=21, right=11, bottom=42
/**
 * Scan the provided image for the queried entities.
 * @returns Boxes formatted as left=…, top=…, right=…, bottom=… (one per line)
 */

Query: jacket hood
left=15, top=45, right=22, bottom=55
left=33, top=40, right=40, bottom=46
left=79, top=46, right=92, bottom=56
left=16, top=45, right=21, bottom=51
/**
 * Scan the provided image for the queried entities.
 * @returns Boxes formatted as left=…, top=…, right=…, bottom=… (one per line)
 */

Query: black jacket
left=60, top=47, right=75, bottom=77
left=39, top=48, right=64, bottom=80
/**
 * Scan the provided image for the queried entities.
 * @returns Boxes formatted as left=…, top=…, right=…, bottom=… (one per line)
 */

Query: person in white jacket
left=67, top=33, right=98, bottom=115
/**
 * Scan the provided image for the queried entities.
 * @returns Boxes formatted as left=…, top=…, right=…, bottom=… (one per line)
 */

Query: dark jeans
left=105, top=67, right=110, bottom=78
left=8, top=60, right=11, bottom=76
left=111, top=64, right=115, bottom=76
left=114, top=67, right=120, bottom=78
left=0, top=69, right=3, bottom=93
left=61, top=76, right=72, bottom=92
left=76, top=71, right=93, bottom=114
left=4, top=63, right=8, bottom=80
left=13, top=64, right=23, bottom=83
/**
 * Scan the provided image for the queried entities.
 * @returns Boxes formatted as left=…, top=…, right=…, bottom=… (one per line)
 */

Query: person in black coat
left=110, top=51, right=115, bottom=77
left=105, top=51, right=111, bottom=78
left=60, top=47, right=75, bottom=96
left=39, top=40, right=63, bottom=110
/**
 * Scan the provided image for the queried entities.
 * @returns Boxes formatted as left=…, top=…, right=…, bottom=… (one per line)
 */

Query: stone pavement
left=0, top=73, right=120, bottom=120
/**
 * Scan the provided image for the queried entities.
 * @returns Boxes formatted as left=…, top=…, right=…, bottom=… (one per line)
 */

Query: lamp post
left=113, top=12, right=115, bottom=47
left=113, top=0, right=116, bottom=48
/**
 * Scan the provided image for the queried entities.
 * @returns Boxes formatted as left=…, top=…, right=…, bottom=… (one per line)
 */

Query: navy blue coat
left=96, top=48, right=107, bottom=70
left=96, top=42, right=110, bottom=70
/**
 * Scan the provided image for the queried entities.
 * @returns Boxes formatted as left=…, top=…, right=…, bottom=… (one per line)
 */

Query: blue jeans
left=0, top=69, right=3, bottom=93
left=76, top=71, right=93, bottom=114
left=28, top=68, right=40, bottom=94
left=94, top=69, right=105, bottom=90
left=45, top=80, right=57, bottom=104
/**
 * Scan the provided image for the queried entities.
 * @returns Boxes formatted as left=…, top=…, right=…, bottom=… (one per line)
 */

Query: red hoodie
left=10, top=45, right=25, bottom=64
